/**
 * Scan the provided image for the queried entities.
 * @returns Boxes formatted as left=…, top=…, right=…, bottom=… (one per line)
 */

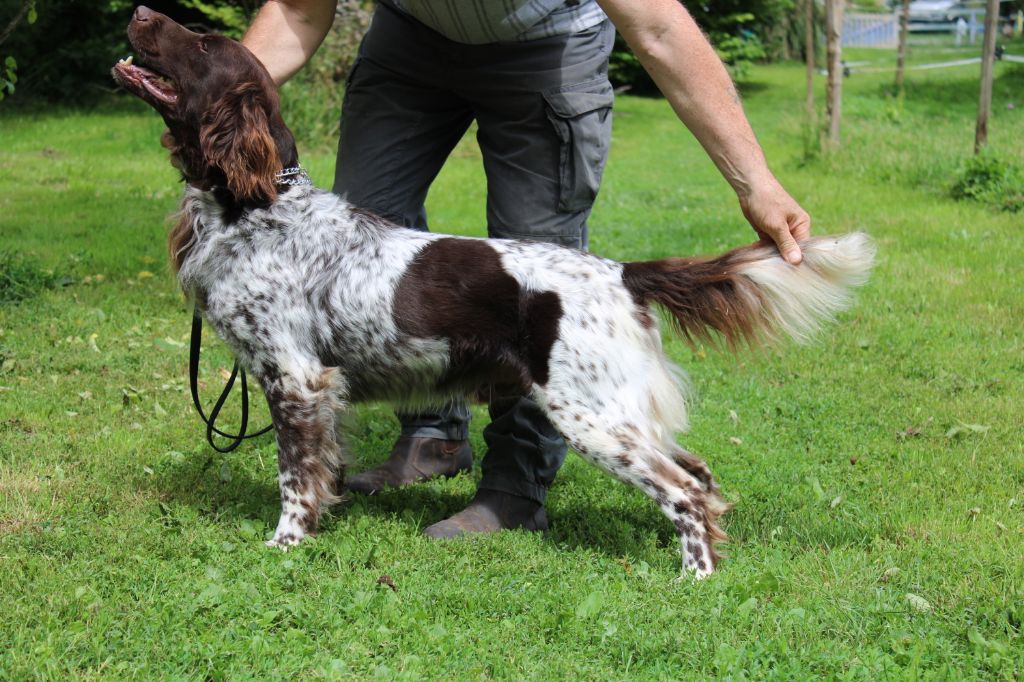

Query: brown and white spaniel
left=113, top=6, right=874, bottom=578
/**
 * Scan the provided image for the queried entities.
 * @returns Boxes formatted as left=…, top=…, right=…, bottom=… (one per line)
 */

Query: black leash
left=188, top=308, right=274, bottom=452
left=185, top=167, right=312, bottom=451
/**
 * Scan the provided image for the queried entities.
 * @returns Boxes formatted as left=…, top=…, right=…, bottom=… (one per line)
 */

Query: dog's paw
left=265, top=535, right=301, bottom=550
left=265, top=531, right=303, bottom=550
left=266, top=515, right=308, bottom=549
left=674, top=566, right=713, bottom=583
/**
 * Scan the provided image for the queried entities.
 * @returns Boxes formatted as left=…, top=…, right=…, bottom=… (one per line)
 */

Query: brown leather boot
left=346, top=436, right=473, bottom=495
left=422, top=489, right=548, bottom=538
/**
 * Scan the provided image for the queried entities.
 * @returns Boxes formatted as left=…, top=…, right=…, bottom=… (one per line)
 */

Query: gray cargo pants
left=333, top=1, right=615, bottom=504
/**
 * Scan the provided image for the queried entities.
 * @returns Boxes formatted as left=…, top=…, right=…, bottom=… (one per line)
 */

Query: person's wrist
left=733, top=167, right=782, bottom=201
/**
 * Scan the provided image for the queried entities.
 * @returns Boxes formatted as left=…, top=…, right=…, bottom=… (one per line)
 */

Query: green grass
left=2, top=47, right=1023, bottom=679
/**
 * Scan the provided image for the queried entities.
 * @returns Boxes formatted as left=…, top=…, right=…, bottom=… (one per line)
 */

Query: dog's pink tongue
left=113, top=58, right=178, bottom=104
left=143, top=72, right=178, bottom=104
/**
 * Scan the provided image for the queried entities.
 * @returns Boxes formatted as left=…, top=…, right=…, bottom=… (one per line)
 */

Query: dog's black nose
left=134, top=5, right=154, bottom=22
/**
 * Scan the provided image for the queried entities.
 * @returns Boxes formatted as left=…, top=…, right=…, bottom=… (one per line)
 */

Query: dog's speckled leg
left=261, top=365, right=346, bottom=548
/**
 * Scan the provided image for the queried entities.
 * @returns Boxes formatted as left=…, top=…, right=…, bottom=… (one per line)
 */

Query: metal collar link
left=275, top=166, right=313, bottom=186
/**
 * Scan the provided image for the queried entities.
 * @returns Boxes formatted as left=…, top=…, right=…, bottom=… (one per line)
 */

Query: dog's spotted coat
left=114, top=7, right=874, bottom=577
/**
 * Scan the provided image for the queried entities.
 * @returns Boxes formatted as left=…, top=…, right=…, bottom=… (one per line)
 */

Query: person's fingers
left=770, top=223, right=803, bottom=265
left=739, top=180, right=812, bottom=265
left=789, top=207, right=812, bottom=242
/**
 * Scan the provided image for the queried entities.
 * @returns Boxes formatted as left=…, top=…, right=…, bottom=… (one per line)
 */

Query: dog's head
left=112, top=6, right=298, bottom=204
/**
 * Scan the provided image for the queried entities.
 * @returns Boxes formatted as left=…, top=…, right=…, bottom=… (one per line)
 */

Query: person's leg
left=334, top=2, right=475, bottom=492
left=334, top=2, right=474, bottom=228
left=423, top=20, right=616, bottom=537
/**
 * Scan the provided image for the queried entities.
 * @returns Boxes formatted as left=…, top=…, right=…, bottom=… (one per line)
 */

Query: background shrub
left=609, top=5, right=787, bottom=93
left=0, top=0, right=368, bottom=106
left=951, top=153, right=1024, bottom=213
left=0, top=250, right=57, bottom=304
left=0, top=0, right=133, bottom=102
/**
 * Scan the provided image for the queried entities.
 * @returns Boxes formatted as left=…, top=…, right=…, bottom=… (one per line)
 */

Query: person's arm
left=242, top=0, right=336, bottom=86
left=597, top=0, right=810, bottom=264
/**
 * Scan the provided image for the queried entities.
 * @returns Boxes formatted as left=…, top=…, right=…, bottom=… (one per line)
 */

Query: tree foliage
left=0, top=0, right=35, bottom=100
left=610, top=0, right=816, bottom=92
left=1, top=0, right=135, bottom=102
left=0, top=0, right=371, bottom=109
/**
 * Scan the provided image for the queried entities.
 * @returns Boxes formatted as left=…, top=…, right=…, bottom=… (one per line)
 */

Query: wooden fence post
left=825, top=0, right=844, bottom=147
left=894, top=0, right=911, bottom=95
left=975, top=0, right=1000, bottom=153
left=805, top=0, right=815, bottom=122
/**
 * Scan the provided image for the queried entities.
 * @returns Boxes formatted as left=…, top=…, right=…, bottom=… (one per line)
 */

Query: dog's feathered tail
left=621, top=233, right=875, bottom=349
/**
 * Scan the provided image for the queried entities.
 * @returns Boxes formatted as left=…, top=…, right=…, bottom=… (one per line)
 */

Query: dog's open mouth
left=112, top=56, right=178, bottom=105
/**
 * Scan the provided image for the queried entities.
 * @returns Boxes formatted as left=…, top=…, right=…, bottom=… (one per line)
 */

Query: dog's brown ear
left=199, top=81, right=279, bottom=203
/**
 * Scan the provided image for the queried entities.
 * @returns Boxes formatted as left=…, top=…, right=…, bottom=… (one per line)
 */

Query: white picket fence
left=844, top=13, right=899, bottom=48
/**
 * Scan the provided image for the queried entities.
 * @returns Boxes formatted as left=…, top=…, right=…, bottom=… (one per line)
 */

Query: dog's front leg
left=261, top=366, right=345, bottom=548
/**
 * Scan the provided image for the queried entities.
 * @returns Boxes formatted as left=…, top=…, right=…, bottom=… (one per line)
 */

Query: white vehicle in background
left=907, top=0, right=969, bottom=25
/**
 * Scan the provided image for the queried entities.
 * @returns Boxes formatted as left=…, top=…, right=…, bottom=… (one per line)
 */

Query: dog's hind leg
left=259, top=363, right=346, bottom=548
left=668, top=445, right=720, bottom=495
left=538, top=397, right=726, bottom=578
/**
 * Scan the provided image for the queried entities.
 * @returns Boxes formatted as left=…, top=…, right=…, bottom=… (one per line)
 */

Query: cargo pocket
left=542, top=78, right=614, bottom=213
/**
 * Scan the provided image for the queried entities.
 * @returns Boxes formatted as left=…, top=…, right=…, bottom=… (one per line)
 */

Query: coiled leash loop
left=189, top=308, right=274, bottom=452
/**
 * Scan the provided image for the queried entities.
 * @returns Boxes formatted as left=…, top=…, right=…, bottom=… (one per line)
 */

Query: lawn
left=1, top=44, right=1023, bottom=679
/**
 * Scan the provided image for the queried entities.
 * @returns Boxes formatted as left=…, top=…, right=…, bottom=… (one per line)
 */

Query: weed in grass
left=951, top=152, right=1024, bottom=213
left=798, top=117, right=825, bottom=165
left=0, top=250, right=59, bottom=304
